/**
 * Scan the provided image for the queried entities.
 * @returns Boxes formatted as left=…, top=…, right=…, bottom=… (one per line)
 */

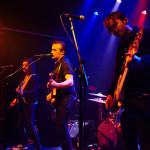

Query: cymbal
left=88, top=98, right=106, bottom=104
left=89, top=92, right=107, bottom=98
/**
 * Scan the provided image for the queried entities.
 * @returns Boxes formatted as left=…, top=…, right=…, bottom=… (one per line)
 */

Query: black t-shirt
left=108, top=27, right=150, bottom=97
left=53, top=56, right=75, bottom=99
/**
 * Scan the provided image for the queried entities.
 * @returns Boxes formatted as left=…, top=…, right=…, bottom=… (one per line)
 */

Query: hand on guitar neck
left=46, top=73, right=56, bottom=104
left=16, top=87, right=23, bottom=95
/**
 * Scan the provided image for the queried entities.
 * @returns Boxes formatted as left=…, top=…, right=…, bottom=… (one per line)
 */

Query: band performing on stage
left=0, top=1, right=150, bottom=150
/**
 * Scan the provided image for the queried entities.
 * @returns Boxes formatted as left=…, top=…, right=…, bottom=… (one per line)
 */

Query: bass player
left=103, top=11, right=150, bottom=150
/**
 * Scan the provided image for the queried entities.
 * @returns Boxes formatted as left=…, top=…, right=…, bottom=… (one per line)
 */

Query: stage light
left=142, top=10, right=147, bottom=15
left=94, top=11, right=98, bottom=16
left=117, top=0, right=121, bottom=3
left=111, top=0, right=121, bottom=12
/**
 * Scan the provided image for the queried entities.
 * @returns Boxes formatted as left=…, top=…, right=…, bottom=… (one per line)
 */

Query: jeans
left=17, top=103, right=41, bottom=149
left=121, top=95, right=150, bottom=150
left=55, top=95, right=75, bottom=150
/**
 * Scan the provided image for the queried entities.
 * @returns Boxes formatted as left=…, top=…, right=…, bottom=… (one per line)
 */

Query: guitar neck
left=119, top=67, right=128, bottom=93
left=114, top=67, right=128, bottom=101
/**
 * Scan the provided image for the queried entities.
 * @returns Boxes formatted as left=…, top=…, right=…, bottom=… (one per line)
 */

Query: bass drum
left=97, top=119, right=123, bottom=150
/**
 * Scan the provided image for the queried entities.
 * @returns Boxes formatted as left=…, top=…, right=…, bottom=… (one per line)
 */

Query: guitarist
left=10, top=59, right=41, bottom=150
left=47, top=41, right=76, bottom=150
left=103, top=11, right=150, bottom=150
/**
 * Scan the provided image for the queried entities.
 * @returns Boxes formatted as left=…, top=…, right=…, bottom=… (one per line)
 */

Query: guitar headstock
left=136, top=27, right=143, bottom=40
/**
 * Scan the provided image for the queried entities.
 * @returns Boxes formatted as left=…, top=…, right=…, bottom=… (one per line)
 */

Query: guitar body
left=46, top=72, right=57, bottom=120
left=113, top=28, right=144, bottom=125
left=46, top=88, right=56, bottom=104
left=16, top=81, right=26, bottom=105
left=17, top=94, right=26, bottom=105
left=17, top=74, right=34, bottom=105
left=46, top=73, right=56, bottom=104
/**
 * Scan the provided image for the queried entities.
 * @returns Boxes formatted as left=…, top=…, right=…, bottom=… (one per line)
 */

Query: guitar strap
left=52, top=63, right=61, bottom=104
left=54, top=63, right=61, bottom=81
left=21, top=74, right=35, bottom=91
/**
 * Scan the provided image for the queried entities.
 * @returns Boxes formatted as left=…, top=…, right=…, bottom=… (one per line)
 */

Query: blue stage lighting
left=94, top=11, right=98, bottom=15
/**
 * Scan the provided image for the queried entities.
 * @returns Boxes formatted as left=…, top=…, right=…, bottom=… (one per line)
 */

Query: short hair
left=103, top=11, right=128, bottom=33
left=52, top=40, right=67, bottom=54
left=22, top=58, right=36, bottom=74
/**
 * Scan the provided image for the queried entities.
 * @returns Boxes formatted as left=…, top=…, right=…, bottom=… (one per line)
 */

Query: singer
left=47, top=41, right=76, bottom=150
left=10, top=59, right=41, bottom=150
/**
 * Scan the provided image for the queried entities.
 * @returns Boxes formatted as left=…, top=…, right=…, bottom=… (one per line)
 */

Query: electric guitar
left=113, top=28, right=144, bottom=125
left=16, top=74, right=34, bottom=104
left=46, top=72, right=57, bottom=120
left=16, top=81, right=26, bottom=104
left=46, top=73, right=56, bottom=104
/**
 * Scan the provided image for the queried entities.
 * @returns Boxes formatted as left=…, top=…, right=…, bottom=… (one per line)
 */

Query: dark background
left=0, top=0, right=150, bottom=147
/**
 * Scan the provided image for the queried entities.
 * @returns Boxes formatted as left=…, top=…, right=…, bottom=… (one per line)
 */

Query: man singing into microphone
left=47, top=41, right=76, bottom=150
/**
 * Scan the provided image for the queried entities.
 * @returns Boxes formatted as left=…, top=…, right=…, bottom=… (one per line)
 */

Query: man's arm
left=50, top=74, right=73, bottom=89
left=127, top=54, right=150, bottom=69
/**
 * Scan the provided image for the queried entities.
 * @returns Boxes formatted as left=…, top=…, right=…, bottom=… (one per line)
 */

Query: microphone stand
left=0, top=56, right=42, bottom=82
left=68, top=17, right=88, bottom=150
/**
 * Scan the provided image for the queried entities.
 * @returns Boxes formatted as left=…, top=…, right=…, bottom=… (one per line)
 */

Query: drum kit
left=88, top=92, right=123, bottom=150
left=88, top=93, right=107, bottom=104
left=88, top=92, right=106, bottom=104
left=69, top=92, right=123, bottom=150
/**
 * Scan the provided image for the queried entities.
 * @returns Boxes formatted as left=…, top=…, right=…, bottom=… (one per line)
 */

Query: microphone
left=1, top=65, right=14, bottom=69
left=61, top=13, right=85, bottom=21
left=34, top=53, right=51, bottom=57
